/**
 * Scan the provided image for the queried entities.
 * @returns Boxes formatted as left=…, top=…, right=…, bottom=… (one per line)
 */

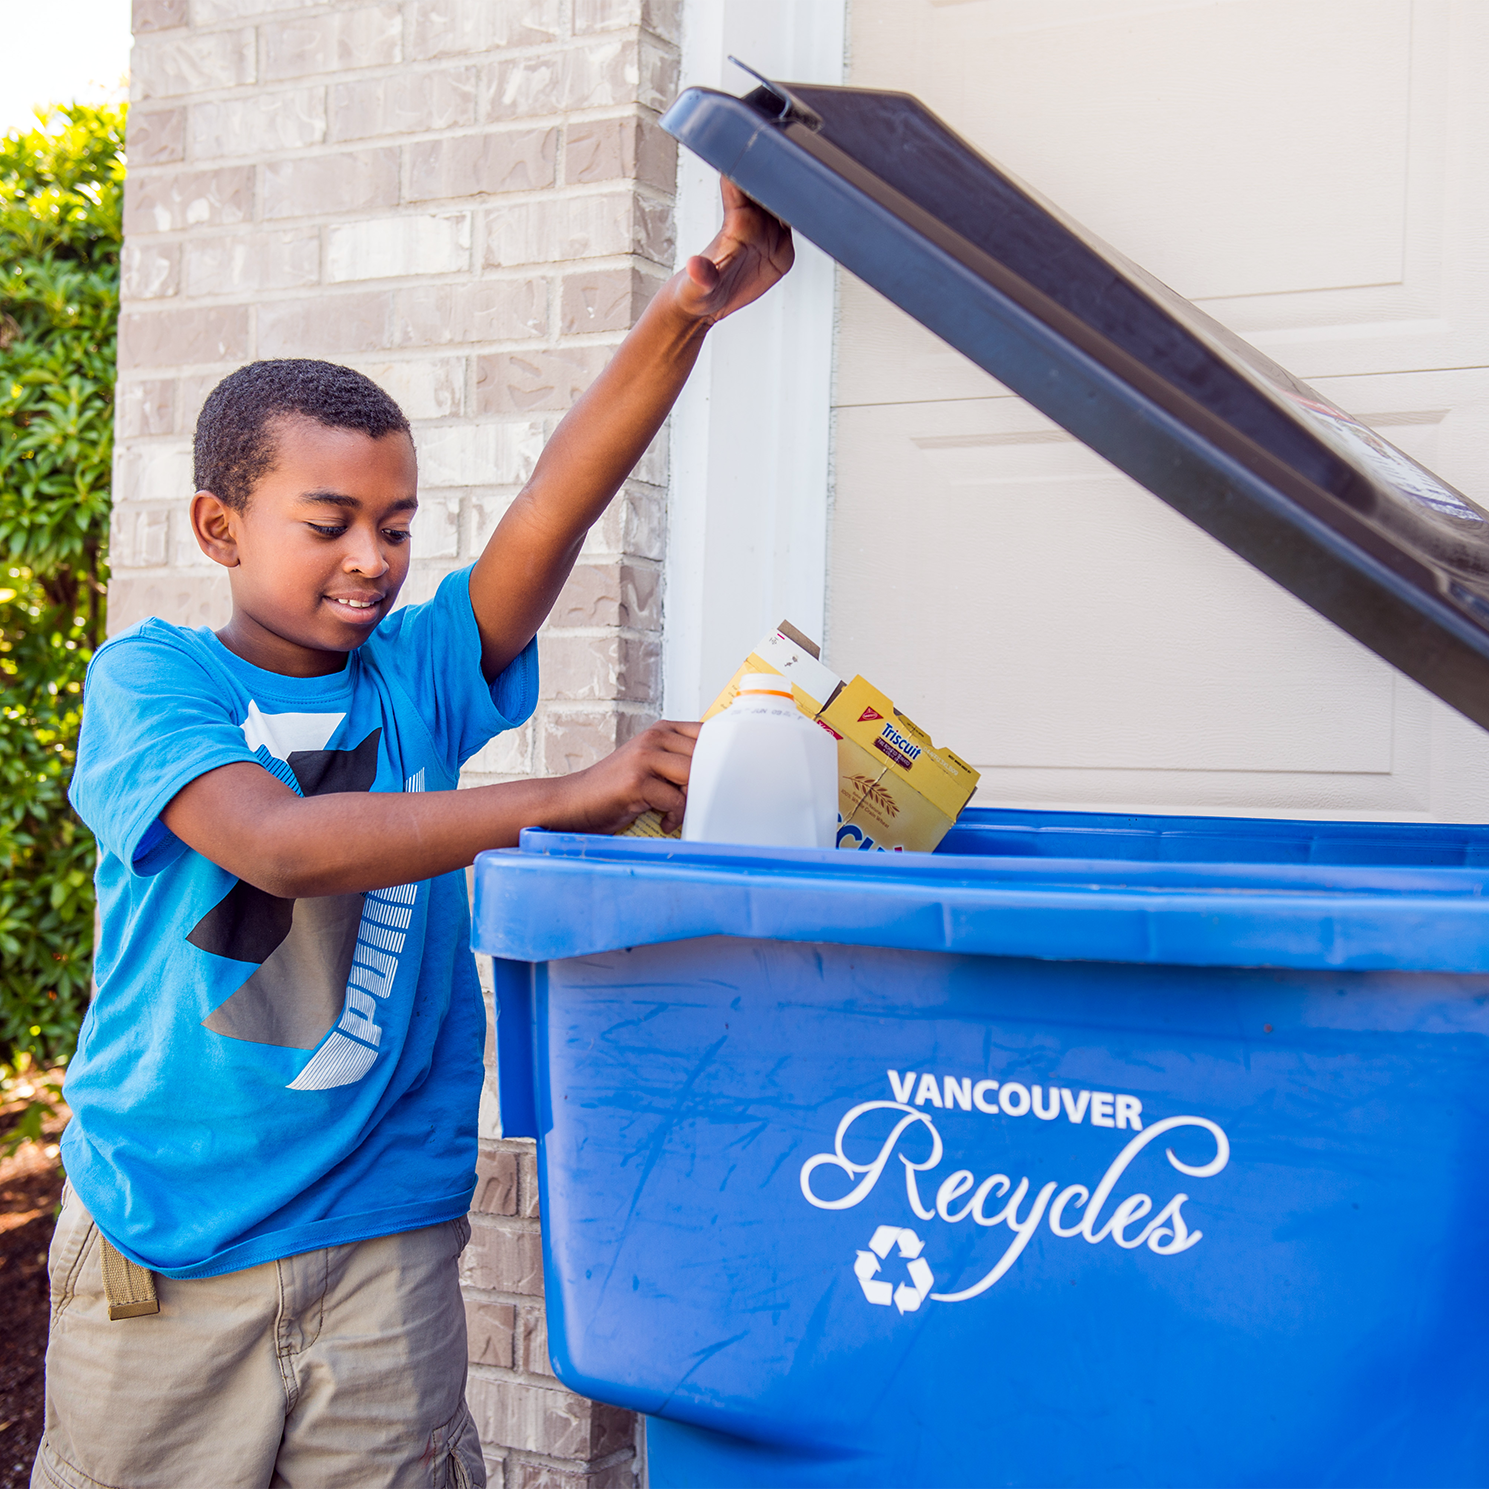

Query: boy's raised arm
left=468, top=181, right=793, bottom=680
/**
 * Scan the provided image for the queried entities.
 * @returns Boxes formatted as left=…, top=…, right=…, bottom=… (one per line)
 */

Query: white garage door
left=831, top=0, right=1489, bottom=819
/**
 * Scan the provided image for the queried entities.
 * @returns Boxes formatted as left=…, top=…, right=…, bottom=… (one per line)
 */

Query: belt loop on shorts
left=98, top=1233, right=160, bottom=1319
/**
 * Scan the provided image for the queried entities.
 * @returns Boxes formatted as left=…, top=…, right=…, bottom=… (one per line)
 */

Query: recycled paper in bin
left=474, top=813, right=1489, bottom=1487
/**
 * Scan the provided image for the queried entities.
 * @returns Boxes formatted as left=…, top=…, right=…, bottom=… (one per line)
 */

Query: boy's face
left=193, top=415, right=419, bottom=674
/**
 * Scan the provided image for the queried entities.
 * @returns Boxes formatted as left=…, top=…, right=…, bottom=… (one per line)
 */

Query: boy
left=34, top=182, right=792, bottom=1489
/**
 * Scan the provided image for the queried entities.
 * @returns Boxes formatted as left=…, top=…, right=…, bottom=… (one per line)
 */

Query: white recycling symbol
left=854, top=1225, right=934, bottom=1314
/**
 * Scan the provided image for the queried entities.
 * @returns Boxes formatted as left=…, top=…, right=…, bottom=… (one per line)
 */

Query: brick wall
left=117, top=0, right=681, bottom=1480
left=462, top=1141, right=639, bottom=1487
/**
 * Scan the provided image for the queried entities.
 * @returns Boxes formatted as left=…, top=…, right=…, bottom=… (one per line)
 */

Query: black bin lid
left=661, top=73, right=1489, bottom=733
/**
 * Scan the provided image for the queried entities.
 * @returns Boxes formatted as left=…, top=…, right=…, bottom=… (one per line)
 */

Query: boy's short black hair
left=193, top=359, right=412, bottom=510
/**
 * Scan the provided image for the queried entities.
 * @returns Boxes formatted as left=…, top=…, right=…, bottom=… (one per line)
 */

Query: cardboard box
left=701, top=621, right=843, bottom=720
left=816, top=674, right=980, bottom=852
left=622, top=623, right=979, bottom=852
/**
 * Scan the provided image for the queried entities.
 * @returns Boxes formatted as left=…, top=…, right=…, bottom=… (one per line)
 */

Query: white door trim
left=665, top=0, right=847, bottom=718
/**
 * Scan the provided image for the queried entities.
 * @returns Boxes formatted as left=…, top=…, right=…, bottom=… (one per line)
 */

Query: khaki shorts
left=32, top=1185, right=485, bottom=1489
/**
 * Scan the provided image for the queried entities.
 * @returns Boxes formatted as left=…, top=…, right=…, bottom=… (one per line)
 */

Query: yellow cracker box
left=817, top=675, right=980, bottom=853
left=622, top=622, right=979, bottom=852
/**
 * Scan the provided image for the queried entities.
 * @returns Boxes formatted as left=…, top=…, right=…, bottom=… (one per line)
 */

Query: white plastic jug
left=682, top=674, right=839, bottom=848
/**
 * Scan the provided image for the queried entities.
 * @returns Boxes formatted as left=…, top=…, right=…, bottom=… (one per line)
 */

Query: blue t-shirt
left=63, top=568, right=537, bottom=1279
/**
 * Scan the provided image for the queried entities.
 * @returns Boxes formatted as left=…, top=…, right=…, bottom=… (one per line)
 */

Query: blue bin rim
left=471, top=824, right=1489, bottom=973
left=952, top=803, right=1489, bottom=846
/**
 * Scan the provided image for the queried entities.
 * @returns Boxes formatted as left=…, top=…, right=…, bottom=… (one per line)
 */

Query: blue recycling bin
left=472, top=810, right=1489, bottom=1488
left=469, top=60, right=1489, bottom=1488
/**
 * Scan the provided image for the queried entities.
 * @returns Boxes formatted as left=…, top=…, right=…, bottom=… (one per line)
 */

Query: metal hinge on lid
left=728, top=57, right=823, bottom=131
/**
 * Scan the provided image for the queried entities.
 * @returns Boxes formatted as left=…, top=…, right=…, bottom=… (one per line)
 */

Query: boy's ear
left=190, top=491, right=241, bottom=568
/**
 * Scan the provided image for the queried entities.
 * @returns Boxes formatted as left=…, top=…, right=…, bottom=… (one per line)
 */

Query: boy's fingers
left=645, top=779, right=687, bottom=832
left=632, top=720, right=698, bottom=755
left=576, top=721, right=702, bottom=833
left=644, top=723, right=700, bottom=775
left=719, top=178, right=786, bottom=236
left=640, top=742, right=693, bottom=788
left=647, top=776, right=686, bottom=809
left=652, top=779, right=689, bottom=833
left=625, top=723, right=700, bottom=824
left=719, top=178, right=766, bottom=226
left=652, top=719, right=700, bottom=749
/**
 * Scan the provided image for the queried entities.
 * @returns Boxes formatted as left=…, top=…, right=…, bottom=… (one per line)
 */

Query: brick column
left=116, top=0, right=680, bottom=1480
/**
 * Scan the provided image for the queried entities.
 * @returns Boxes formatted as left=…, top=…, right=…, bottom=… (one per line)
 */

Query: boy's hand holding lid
left=674, top=177, right=796, bottom=327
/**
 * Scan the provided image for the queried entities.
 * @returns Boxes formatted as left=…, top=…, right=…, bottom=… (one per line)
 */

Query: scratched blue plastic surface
left=472, top=811, right=1489, bottom=1487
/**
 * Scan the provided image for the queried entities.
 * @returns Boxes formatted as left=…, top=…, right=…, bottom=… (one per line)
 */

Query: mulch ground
left=0, top=1082, right=68, bottom=1489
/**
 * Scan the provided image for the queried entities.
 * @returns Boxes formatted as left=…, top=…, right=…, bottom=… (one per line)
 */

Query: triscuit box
left=817, top=674, right=980, bottom=853
left=621, top=622, right=979, bottom=852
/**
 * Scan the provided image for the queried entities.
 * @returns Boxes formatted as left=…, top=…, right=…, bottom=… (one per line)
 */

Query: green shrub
left=0, top=102, right=123, bottom=1066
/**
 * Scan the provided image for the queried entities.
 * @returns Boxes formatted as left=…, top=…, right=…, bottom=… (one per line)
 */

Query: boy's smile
left=190, top=415, right=420, bottom=677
